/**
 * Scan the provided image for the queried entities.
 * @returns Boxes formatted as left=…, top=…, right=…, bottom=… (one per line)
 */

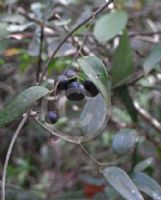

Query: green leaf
left=78, top=55, right=110, bottom=103
left=143, top=43, right=161, bottom=74
left=134, top=158, right=153, bottom=172
left=112, top=31, right=134, bottom=85
left=117, top=86, right=138, bottom=122
left=132, top=172, right=161, bottom=200
left=0, top=86, right=49, bottom=127
left=80, top=94, right=108, bottom=140
left=112, top=128, right=138, bottom=156
left=102, top=167, right=144, bottom=200
left=94, top=10, right=128, bottom=42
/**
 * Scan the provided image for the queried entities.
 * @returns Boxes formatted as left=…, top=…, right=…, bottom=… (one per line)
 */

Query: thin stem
left=63, top=12, right=95, bottom=70
left=79, top=144, right=100, bottom=166
left=134, top=101, right=161, bottom=133
left=14, top=6, right=44, bottom=27
left=1, top=114, right=28, bottom=200
left=129, top=30, right=161, bottom=37
left=32, top=115, right=81, bottom=144
left=79, top=144, right=119, bottom=167
left=72, top=14, right=94, bottom=60
left=39, top=0, right=113, bottom=82
left=36, top=26, right=44, bottom=83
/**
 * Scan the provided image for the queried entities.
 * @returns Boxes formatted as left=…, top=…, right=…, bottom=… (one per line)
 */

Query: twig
left=79, top=144, right=100, bottom=166
left=32, top=115, right=81, bottom=144
left=39, top=0, right=113, bottom=82
left=14, top=6, right=44, bottom=27
left=79, top=144, right=120, bottom=167
left=143, top=129, right=161, bottom=148
left=1, top=114, right=28, bottom=200
left=129, top=30, right=161, bottom=37
left=36, top=26, right=44, bottom=83
left=134, top=101, right=161, bottom=133
left=112, top=69, right=145, bottom=90
left=62, top=13, right=95, bottom=69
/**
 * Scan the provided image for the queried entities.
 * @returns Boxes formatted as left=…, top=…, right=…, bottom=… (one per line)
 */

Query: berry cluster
left=47, top=69, right=99, bottom=124
left=57, top=69, right=99, bottom=101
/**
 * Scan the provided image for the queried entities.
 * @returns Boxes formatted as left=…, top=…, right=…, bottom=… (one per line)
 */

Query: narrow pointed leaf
left=132, top=172, right=161, bottom=200
left=112, top=31, right=134, bottom=85
left=102, top=167, right=144, bottom=200
left=0, top=86, right=49, bottom=127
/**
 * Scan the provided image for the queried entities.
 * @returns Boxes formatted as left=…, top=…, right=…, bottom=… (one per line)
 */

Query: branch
left=36, top=26, right=44, bottom=83
left=39, top=0, right=113, bottom=82
left=32, top=114, right=81, bottom=144
left=1, top=114, right=28, bottom=200
left=14, top=7, right=44, bottom=27
left=129, top=30, right=161, bottom=37
left=134, top=101, right=161, bottom=133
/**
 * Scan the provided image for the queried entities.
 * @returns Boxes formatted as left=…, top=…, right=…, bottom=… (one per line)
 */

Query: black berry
left=48, top=111, right=59, bottom=124
left=83, top=80, right=99, bottom=97
left=64, top=69, right=77, bottom=83
left=66, top=81, right=85, bottom=101
left=57, top=75, right=69, bottom=90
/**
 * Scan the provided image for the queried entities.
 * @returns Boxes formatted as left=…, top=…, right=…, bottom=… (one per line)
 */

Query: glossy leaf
left=117, top=86, right=138, bottom=122
left=112, top=31, right=134, bottom=85
left=102, top=167, right=144, bottom=200
left=143, top=43, right=161, bottom=74
left=132, top=172, right=161, bottom=200
left=134, top=158, right=153, bottom=172
left=94, top=10, right=128, bottom=42
left=80, top=94, right=108, bottom=139
left=0, top=86, right=49, bottom=127
left=78, top=56, right=110, bottom=103
left=112, top=128, right=138, bottom=156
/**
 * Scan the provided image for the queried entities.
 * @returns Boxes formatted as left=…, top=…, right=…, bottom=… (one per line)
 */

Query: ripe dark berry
left=48, top=111, right=59, bottom=124
left=66, top=81, right=85, bottom=101
left=64, top=69, right=77, bottom=79
left=57, top=75, right=69, bottom=90
left=83, top=80, right=99, bottom=97
left=64, top=69, right=77, bottom=83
